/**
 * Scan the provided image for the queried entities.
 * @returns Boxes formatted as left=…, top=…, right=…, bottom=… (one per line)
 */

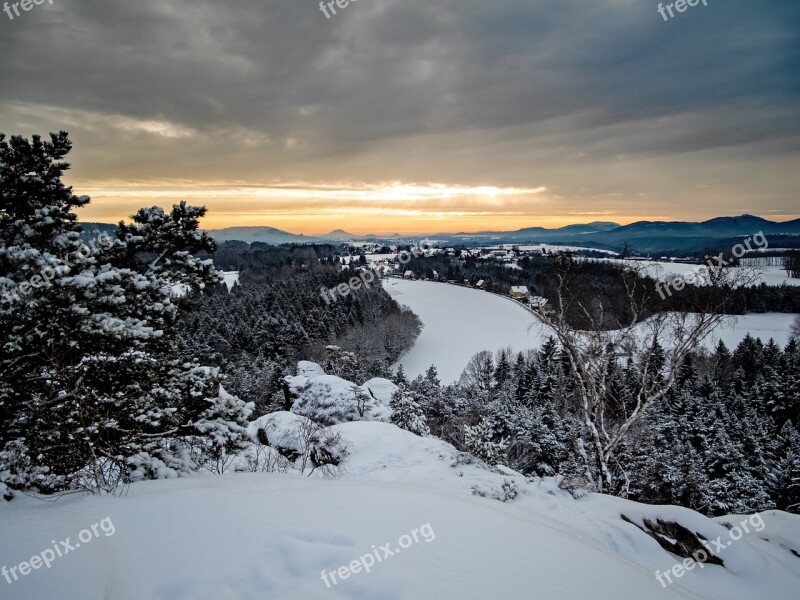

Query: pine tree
left=393, top=364, right=409, bottom=386
left=464, top=417, right=508, bottom=465
left=768, top=422, right=800, bottom=511
left=0, top=133, right=252, bottom=493
left=494, top=349, right=512, bottom=388
left=389, top=386, right=430, bottom=436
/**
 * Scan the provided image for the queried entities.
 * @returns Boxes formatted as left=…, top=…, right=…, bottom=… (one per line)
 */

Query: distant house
left=509, top=285, right=530, bottom=300
left=475, top=279, right=486, bottom=289
left=529, top=295, right=548, bottom=309
left=403, top=270, right=416, bottom=280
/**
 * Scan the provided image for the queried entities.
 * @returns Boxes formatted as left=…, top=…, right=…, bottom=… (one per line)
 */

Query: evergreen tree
left=494, top=348, right=512, bottom=388
left=464, top=417, right=508, bottom=465
left=769, top=422, right=800, bottom=511
left=0, top=133, right=252, bottom=493
left=389, top=386, right=430, bottom=436
left=393, top=364, right=409, bottom=386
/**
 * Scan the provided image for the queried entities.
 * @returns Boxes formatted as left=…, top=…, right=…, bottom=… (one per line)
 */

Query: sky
left=1, top=0, right=798, bottom=235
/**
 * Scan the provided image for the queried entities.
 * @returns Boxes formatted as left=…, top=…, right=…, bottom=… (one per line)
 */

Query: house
left=475, top=279, right=486, bottom=289
left=509, top=285, right=530, bottom=300
left=529, top=296, right=548, bottom=309
left=403, top=270, right=416, bottom=280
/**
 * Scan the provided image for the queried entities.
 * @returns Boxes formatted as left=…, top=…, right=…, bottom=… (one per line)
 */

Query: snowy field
left=383, top=279, right=548, bottom=382
left=517, top=244, right=618, bottom=255
left=582, top=259, right=800, bottom=288
left=221, top=271, right=240, bottom=290
left=1, top=419, right=798, bottom=600
left=702, top=313, right=797, bottom=349
left=384, top=279, right=798, bottom=383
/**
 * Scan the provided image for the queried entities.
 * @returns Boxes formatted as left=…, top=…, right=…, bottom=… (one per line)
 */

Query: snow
left=517, top=244, right=618, bottom=255
left=286, top=365, right=391, bottom=423
left=385, top=279, right=799, bottom=384
left=297, top=360, right=325, bottom=378
left=221, top=271, right=240, bottom=290
left=383, top=279, right=549, bottom=383
left=699, top=313, right=798, bottom=349
left=360, top=378, right=398, bottom=407
left=1, top=420, right=798, bottom=599
left=247, top=411, right=312, bottom=455
left=171, top=270, right=239, bottom=297
left=583, top=259, right=800, bottom=287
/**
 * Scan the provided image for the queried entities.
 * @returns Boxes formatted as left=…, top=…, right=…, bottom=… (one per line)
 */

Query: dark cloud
left=0, top=0, right=798, bottom=225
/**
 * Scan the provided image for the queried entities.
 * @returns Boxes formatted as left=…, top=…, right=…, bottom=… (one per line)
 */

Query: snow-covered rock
left=284, top=364, right=390, bottom=424
left=247, top=411, right=313, bottom=456
left=296, top=360, right=325, bottom=378
left=360, top=377, right=398, bottom=407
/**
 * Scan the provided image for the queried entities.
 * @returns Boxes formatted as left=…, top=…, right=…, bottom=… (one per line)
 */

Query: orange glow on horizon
left=69, top=178, right=799, bottom=236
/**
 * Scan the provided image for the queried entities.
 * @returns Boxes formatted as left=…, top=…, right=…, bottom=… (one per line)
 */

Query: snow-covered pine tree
left=393, top=364, right=409, bottom=386
left=0, top=132, right=253, bottom=493
left=464, top=417, right=508, bottom=465
left=769, top=422, right=800, bottom=512
left=493, top=348, right=512, bottom=388
left=389, top=386, right=430, bottom=436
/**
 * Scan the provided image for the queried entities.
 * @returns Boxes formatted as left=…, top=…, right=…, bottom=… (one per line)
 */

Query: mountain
left=80, top=215, right=800, bottom=255
left=322, top=229, right=361, bottom=240
left=434, top=215, right=800, bottom=254
left=208, top=226, right=313, bottom=244
left=590, top=214, right=800, bottom=254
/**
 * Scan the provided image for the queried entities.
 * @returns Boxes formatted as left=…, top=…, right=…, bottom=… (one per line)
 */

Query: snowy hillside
left=700, top=312, right=798, bottom=349
left=383, top=279, right=549, bottom=382
left=384, top=279, right=799, bottom=382
left=2, top=418, right=798, bottom=599
left=582, top=259, right=800, bottom=288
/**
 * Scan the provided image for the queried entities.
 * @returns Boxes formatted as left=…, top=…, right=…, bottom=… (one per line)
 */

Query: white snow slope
left=384, top=278, right=798, bottom=383
left=582, top=259, right=800, bottom=288
left=383, top=278, right=549, bottom=382
left=1, top=421, right=798, bottom=600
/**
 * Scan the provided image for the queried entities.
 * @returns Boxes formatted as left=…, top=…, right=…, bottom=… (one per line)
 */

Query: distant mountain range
left=79, top=215, right=800, bottom=256
left=447, top=215, right=800, bottom=254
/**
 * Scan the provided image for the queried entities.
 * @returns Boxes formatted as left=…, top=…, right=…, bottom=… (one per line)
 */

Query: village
left=334, top=242, right=565, bottom=310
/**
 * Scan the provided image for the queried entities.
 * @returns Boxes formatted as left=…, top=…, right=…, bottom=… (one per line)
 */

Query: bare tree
left=460, top=350, right=495, bottom=392
left=237, top=444, right=292, bottom=474
left=531, top=256, right=758, bottom=494
left=352, top=386, right=373, bottom=418
left=786, top=251, right=800, bottom=279
left=790, top=314, right=800, bottom=343
left=289, top=404, right=349, bottom=477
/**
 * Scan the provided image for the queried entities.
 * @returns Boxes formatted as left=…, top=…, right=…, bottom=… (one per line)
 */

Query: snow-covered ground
left=383, top=279, right=549, bottom=382
left=517, top=244, right=619, bottom=255
left=701, top=313, right=797, bottom=349
left=171, top=271, right=240, bottom=297
left=221, top=271, right=240, bottom=290
left=2, top=418, right=798, bottom=600
left=384, top=279, right=798, bottom=383
left=582, top=259, right=800, bottom=288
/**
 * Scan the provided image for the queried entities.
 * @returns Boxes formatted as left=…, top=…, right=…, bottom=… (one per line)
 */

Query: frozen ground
left=582, top=259, right=800, bottom=288
left=383, top=279, right=549, bottom=382
left=517, top=244, right=619, bottom=255
left=700, top=313, right=797, bottom=349
left=1, top=420, right=798, bottom=600
left=384, top=279, right=798, bottom=383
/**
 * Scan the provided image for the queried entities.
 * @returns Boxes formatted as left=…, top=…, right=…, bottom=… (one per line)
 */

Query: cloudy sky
left=1, top=0, right=798, bottom=234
